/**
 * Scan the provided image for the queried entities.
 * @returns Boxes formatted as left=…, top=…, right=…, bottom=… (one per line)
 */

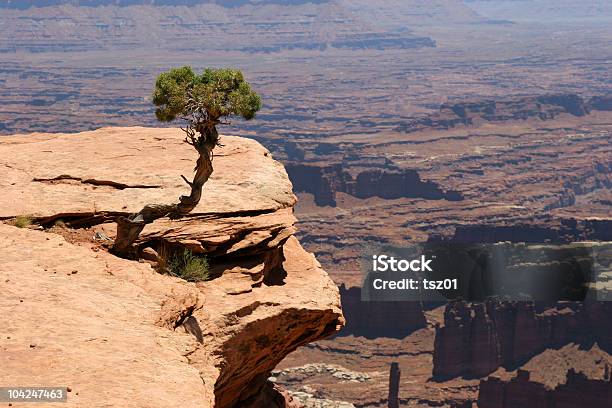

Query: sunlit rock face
left=0, top=127, right=344, bottom=407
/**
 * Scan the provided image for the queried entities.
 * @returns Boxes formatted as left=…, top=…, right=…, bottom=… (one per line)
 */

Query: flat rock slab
left=0, top=126, right=296, bottom=218
left=0, top=127, right=298, bottom=266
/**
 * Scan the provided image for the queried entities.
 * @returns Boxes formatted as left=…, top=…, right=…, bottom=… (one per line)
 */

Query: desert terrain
left=1, top=0, right=611, bottom=407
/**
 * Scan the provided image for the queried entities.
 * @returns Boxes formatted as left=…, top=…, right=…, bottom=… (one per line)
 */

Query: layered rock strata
left=286, top=163, right=463, bottom=207
left=397, top=93, right=611, bottom=134
left=433, top=299, right=612, bottom=379
left=478, top=344, right=612, bottom=408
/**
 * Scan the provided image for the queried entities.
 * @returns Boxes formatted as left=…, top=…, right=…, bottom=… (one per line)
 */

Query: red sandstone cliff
left=433, top=299, right=612, bottom=379
left=478, top=344, right=612, bottom=408
left=0, top=127, right=344, bottom=407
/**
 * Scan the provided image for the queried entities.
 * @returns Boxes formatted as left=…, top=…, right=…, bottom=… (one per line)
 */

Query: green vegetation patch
left=10, top=215, right=33, bottom=228
left=167, top=249, right=210, bottom=282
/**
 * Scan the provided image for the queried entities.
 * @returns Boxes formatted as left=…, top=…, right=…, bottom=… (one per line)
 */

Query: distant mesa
left=0, top=0, right=437, bottom=54
left=465, top=0, right=612, bottom=22
left=0, top=0, right=330, bottom=9
left=240, top=35, right=436, bottom=53
left=398, top=93, right=612, bottom=134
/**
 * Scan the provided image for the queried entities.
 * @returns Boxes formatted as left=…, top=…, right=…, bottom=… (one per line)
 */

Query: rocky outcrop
left=433, top=301, right=500, bottom=379
left=0, top=127, right=344, bottom=407
left=387, top=362, right=401, bottom=408
left=0, top=127, right=300, bottom=287
left=478, top=345, right=612, bottom=408
left=433, top=299, right=612, bottom=379
left=0, top=223, right=213, bottom=407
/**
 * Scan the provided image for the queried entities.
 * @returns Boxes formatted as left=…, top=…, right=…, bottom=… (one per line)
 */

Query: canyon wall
left=433, top=299, right=612, bottom=379
left=398, top=93, right=612, bottom=134
left=450, top=217, right=612, bottom=243
left=286, top=164, right=463, bottom=206
left=479, top=368, right=612, bottom=408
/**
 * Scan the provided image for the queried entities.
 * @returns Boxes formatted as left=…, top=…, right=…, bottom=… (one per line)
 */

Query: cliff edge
left=0, top=127, right=344, bottom=407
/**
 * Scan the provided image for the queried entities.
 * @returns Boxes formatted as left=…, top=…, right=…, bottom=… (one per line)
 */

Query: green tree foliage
left=113, top=66, right=261, bottom=257
left=152, top=66, right=261, bottom=146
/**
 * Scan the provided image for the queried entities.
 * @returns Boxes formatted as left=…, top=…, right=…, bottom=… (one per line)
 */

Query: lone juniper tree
left=113, top=66, right=261, bottom=256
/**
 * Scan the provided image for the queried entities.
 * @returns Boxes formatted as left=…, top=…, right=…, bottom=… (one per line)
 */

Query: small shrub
left=12, top=215, right=32, bottom=228
left=168, top=249, right=209, bottom=282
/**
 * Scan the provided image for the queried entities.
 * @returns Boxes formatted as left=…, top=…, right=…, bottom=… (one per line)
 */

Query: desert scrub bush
left=11, top=215, right=32, bottom=228
left=168, top=249, right=210, bottom=282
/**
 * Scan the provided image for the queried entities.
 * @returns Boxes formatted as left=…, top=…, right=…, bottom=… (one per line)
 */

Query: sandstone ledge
left=1, top=127, right=300, bottom=288
left=0, top=127, right=344, bottom=407
left=0, top=126, right=295, bottom=218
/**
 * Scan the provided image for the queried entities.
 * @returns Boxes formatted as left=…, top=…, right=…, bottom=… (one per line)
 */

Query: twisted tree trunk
left=112, top=128, right=216, bottom=257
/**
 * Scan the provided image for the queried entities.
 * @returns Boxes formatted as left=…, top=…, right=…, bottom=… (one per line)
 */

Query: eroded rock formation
left=478, top=344, right=612, bottom=408
left=387, top=362, right=401, bottom=408
left=0, top=127, right=344, bottom=407
left=433, top=299, right=612, bottom=379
